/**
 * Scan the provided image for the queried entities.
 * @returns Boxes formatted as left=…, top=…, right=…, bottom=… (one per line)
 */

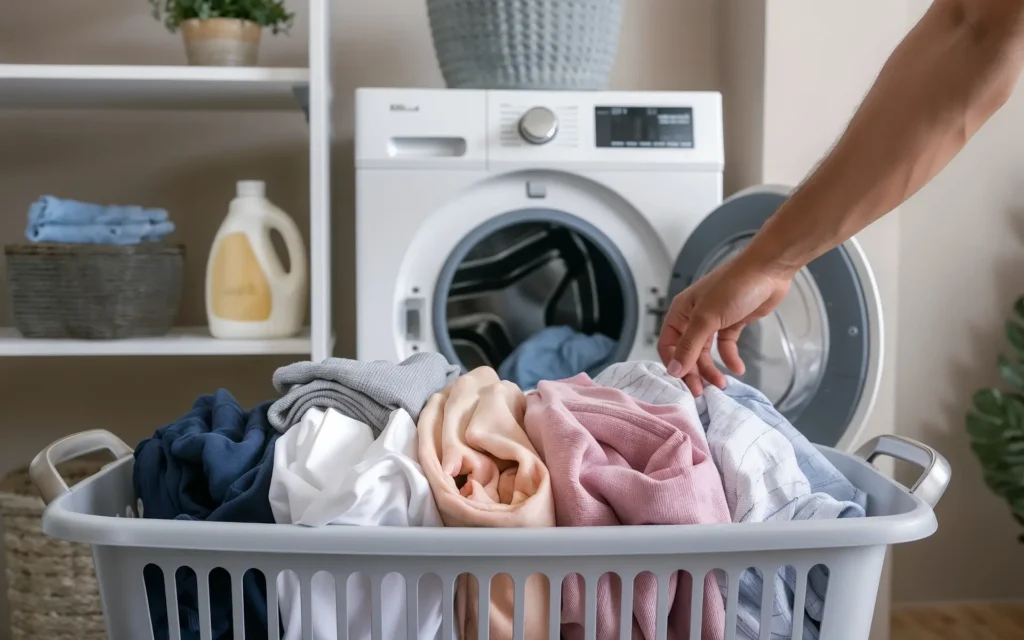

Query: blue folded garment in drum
left=498, top=325, right=617, bottom=390
left=133, top=389, right=278, bottom=640
left=28, top=195, right=169, bottom=226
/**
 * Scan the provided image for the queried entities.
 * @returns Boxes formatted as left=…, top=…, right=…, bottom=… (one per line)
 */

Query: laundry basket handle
left=854, top=435, right=951, bottom=508
left=29, top=429, right=133, bottom=505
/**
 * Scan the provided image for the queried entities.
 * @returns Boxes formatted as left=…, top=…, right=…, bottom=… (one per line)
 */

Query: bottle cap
left=237, top=180, right=266, bottom=198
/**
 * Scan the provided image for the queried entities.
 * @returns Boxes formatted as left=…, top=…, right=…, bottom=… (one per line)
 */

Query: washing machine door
left=665, top=185, right=883, bottom=450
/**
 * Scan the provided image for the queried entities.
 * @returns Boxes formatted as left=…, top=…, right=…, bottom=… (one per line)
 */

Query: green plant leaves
left=1014, top=295, right=1024, bottom=323
left=148, top=0, right=294, bottom=33
left=973, top=388, right=1007, bottom=417
left=1008, top=320, right=1024, bottom=355
left=968, top=412, right=1007, bottom=440
left=1000, top=354, right=1024, bottom=391
left=966, top=299, right=1024, bottom=542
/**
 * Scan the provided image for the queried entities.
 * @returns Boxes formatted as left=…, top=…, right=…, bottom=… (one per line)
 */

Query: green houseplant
left=148, top=0, right=294, bottom=67
left=967, top=295, right=1024, bottom=542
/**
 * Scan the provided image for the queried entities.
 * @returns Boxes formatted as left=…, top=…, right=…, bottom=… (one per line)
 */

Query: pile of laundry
left=25, top=195, right=175, bottom=245
left=133, top=355, right=866, bottom=640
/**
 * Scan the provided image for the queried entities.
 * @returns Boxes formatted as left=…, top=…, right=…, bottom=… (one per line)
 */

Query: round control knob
left=518, top=107, right=559, bottom=145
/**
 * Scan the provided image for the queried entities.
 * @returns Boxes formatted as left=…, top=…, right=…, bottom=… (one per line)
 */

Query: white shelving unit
left=0, top=327, right=314, bottom=357
left=0, top=0, right=333, bottom=361
left=0, top=64, right=311, bottom=110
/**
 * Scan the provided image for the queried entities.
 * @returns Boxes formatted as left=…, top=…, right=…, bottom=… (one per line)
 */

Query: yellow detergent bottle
left=206, top=180, right=307, bottom=339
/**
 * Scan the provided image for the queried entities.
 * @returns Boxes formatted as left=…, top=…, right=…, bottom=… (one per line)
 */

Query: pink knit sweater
left=524, top=374, right=729, bottom=640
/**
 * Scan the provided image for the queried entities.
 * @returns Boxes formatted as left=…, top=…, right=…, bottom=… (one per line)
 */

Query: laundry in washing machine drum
left=444, top=221, right=624, bottom=390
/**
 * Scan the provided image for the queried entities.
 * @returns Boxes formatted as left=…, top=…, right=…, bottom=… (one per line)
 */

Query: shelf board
left=0, top=326, right=319, bottom=357
left=0, top=64, right=310, bottom=111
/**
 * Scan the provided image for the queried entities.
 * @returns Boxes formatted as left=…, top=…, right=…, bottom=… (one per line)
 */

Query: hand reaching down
left=657, top=253, right=792, bottom=396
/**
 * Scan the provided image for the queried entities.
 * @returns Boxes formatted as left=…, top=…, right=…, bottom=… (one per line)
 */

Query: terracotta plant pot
left=181, top=18, right=261, bottom=67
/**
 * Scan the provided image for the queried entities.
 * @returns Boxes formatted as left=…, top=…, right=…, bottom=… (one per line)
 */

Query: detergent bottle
left=206, top=180, right=307, bottom=339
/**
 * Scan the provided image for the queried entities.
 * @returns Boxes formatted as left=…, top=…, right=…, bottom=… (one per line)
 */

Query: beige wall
left=890, top=0, right=1024, bottom=606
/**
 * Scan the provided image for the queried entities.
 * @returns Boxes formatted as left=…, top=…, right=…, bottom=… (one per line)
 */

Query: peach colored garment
left=417, top=367, right=555, bottom=640
left=525, top=375, right=730, bottom=640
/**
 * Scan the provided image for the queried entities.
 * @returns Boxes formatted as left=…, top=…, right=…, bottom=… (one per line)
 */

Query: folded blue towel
left=498, top=326, right=617, bottom=390
left=26, top=221, right=175, bottom=245
left=28, top=195, right=168, bottom=226
left=134, top=390, right=278, bottom=640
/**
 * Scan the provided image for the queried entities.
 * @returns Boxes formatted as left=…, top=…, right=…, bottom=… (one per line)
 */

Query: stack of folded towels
left=133, top=355, right=867, bottom=640
left=24, top=195, right=175, bottom=245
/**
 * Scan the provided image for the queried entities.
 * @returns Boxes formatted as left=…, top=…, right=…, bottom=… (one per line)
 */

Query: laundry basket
left=29, top=430, right=950, bottom=640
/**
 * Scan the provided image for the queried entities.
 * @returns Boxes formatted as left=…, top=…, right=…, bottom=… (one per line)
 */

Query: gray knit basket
left=0, top=461, right=107, bottom=640
left=426, top=0, right=625, bottom=90
left=4, top=243, right=185, bottom=340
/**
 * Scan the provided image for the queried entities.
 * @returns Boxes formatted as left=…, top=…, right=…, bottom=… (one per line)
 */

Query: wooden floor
left=891, top=602, right=1024, bottom=639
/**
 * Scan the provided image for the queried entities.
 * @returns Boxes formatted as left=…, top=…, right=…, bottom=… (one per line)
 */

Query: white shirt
left=269, top=407, right=444, bottom=640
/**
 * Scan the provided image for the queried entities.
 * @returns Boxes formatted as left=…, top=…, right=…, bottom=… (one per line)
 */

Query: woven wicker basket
left=4, top=243, right=185, bottom=340
left=426, top=0, right=625, bottom=90
left=0, top=461, right=107, bottom=640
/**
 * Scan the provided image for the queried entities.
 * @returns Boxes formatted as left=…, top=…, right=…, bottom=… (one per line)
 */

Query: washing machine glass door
left=666, top=187, right=882, bottom=448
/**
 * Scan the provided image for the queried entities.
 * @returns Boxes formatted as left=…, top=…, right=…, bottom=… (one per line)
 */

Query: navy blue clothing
left=134, top=390, right=278, bottom=640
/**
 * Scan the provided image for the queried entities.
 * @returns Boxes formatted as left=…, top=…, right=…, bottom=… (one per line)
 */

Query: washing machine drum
left=436, top=210, right=636, bottom=376
left=667, top=189, right=881, bottom=449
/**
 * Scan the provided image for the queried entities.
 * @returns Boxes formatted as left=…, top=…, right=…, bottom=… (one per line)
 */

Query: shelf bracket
left=292, top=85, right=310, bottom=123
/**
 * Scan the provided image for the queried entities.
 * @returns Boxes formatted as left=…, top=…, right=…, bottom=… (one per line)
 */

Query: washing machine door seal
left=665, top=185, right=883, bottom=450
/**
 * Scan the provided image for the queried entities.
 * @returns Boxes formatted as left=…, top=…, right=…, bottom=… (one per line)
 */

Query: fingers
left=668, top=316, right=716, bottom=379
left=667, top=319, right=744, bottom=394
left=716, top=324, right=747, bottom=376
left=698, top=351, right=727, bottom=389
left=657, top=322, right=681, bottom=367
left=682, top=371, right=704, bottom=396
left=665, top=346, right=709, bottom=396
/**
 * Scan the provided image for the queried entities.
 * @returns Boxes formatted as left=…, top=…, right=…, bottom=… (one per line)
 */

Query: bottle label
left=211, top=232, right=273, bottom=322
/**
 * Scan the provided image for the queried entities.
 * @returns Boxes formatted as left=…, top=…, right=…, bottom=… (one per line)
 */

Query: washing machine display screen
left=595, top=106, right=694, bottom=148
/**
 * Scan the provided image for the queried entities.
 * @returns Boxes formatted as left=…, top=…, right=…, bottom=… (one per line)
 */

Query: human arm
left=660, top=0, right=1024, bottom=394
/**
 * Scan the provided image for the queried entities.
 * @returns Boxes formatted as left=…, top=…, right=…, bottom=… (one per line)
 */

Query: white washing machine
left=355, top=88, right=882, bottom=450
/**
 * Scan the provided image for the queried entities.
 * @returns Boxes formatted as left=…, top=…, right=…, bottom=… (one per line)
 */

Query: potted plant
left=148, top=0, right=295, bottom=67
left=966, top=295, right=1024, bottom=542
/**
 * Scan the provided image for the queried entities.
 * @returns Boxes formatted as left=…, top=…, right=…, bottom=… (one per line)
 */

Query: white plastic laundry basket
left=29, top=430, right=950, bottom=640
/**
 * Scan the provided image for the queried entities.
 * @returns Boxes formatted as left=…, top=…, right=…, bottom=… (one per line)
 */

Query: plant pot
left=181, top=18, right=261, bottom=67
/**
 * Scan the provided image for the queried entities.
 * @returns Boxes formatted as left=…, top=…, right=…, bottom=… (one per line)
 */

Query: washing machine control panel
left=488, top=91, right=722, bottom=170
left=518, top=107, right=559, bottom=145
left=354, top=88, right=724, bottom=172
